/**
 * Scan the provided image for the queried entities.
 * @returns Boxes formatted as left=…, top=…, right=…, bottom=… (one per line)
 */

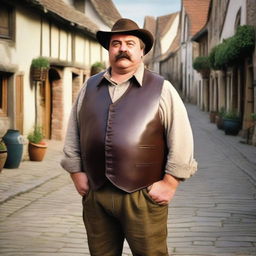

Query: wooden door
left=43, top=75, right=51, bottom=139
left=15, top=75, right=24, bottom=134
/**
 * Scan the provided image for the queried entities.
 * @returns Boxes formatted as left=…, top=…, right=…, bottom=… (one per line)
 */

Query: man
left=61, top=18, right=197, bottom=256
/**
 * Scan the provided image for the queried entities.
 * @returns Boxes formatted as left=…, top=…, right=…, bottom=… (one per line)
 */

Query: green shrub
left=27, top=126, right=44, bottom=144
left=251, top=113, right=256, bottom=121
left=31, top=57, right=50, bottom=68
left=223, top=110, right=240, bottom=120
left=236, top=25, right=255, bottom=57
left=192, top=56, right=210, bottom=71
left=218, top=107, right=226, bottom=117
left=211, top=25, right=255, bottom=69
left=209, top=45, right=219, bottom=70
left=90, top=62, right=106, bottom=76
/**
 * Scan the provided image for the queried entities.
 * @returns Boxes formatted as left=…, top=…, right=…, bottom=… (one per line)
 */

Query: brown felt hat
left=96, top=18, right=154, bottom=55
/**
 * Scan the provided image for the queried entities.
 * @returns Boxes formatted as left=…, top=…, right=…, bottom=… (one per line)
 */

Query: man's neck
left=110, top=69, right=135, bottom=84
left=110, top=63, right=141, bottom=84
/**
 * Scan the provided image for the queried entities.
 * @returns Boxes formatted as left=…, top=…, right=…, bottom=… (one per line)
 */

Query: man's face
left=108, top=34, right=144, bottom=72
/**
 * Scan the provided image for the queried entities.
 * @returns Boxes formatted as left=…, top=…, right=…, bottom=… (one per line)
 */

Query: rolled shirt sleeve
left=159, top=80, right=198, bottom=179
left=60, top=85, right=87, bottom=173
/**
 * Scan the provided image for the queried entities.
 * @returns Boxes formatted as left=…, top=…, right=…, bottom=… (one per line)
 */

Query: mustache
left=115, top=51, right=131, bottom=61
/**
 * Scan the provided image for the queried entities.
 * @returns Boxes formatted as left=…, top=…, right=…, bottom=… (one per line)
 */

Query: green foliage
left=251, top=113, right=256, bottom=121
left=91, top=62, right=106, bottom=69
left=0, top=140, right=7, bottom=152
left=223, top=110, right=240, bottom=120
left=209, top=45, right=219, bottom=70
left=235, top=25, right=255, bottom=56
left=31, top=57, right=50, bottom=68
left=210, top=25, right=255, bottom=70
left=192, top=56, right=210, bottom=71
left=27, top=126, right=44, bottom=144
left=218, top=107, right=225, bottom=117
left=90, top=62, right=106, bottom=76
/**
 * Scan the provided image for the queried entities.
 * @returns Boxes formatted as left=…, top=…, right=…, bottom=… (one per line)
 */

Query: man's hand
left=70, top=172, right=89, bottom=196
left=148, top=174, right=180, bottom=205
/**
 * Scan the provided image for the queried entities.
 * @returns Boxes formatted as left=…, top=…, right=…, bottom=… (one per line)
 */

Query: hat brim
left=96, top=29, right=154, bottom=55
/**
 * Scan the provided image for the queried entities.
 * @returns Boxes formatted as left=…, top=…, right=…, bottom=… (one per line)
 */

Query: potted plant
left=209, top=111, right=218, bottom=123
left=31, top=57, right=50, bottom=81
left=0, top=140, right=8, bottom=172
left=223, top=110, right=241, bottom=135
left=27, top=126, right=47, bottom=161
left=192, top=56, right=210, bottom=78
left=215, top=107, right=225, bottom=130
left=90, top=62, right=106, bottom=76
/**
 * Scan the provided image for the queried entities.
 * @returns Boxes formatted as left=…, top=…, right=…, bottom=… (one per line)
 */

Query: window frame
left=0, top=73, right=8, bottom=117
left=0, top=3, right=14, bottom=40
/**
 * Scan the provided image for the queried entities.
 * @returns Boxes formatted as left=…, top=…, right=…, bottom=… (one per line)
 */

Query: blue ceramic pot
left=223, top=119, right=241, bottom=135
left=2, top=129, right=23, bottom=168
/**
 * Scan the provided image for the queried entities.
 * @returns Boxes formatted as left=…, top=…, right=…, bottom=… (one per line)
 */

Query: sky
left=112, top=0, right=181, bottom=27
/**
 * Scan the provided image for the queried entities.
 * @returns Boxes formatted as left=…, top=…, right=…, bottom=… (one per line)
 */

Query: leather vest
left=79, top=69, right=167, bottom=193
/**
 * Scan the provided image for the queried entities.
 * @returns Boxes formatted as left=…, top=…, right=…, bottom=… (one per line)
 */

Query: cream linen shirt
left=61, top=63, right=197, bottom=180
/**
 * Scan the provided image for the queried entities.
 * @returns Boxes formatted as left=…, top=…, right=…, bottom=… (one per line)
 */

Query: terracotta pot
left=28, top=142, right=47, bottom=161
left=0, top=152, right=8, bottom=172
left=209, top=111, right=217, bottom=123
left=215, top=115, right=224, bottom=130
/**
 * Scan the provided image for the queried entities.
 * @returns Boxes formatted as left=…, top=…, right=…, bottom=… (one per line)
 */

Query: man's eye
left=111, top=42, right=120, bottom=47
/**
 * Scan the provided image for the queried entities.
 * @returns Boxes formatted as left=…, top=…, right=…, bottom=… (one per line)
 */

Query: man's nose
left=119, top=43, right=127, bottom=52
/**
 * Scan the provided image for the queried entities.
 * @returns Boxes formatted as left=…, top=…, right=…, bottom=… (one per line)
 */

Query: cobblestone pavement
left=0, top=104, right=256, bottom=256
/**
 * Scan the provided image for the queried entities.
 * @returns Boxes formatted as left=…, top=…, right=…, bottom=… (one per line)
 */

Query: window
left=0, top=4, right=14, bottom=39
left=0, top=73, right=8, bottom=117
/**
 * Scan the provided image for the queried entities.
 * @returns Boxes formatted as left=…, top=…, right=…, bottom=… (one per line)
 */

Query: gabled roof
left=90, top=0, right=122, bottom=27
left=161, top=26, right=181, bottom=61
left=25, top=0, right=99, bottom=36
left=183, top=0, right=211, bottom=37
left=143, top=16, right=157, bottom=38
left=143, top=16, right=156, bottom=64
left=157, top=12, right=179, bottom=38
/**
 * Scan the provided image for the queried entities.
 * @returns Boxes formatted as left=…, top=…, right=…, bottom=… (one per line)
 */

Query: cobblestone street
left=0, top=104, right=256, bottom=256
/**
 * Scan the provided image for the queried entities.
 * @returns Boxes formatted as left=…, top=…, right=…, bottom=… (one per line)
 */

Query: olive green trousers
left=82, top=182, right=169, bottom=256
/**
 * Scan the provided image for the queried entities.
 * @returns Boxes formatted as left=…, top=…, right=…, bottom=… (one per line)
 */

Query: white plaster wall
left=67, top=33, right=72, bottom=62
left=15, top=10, right=42, bottom=135
left=51, top=25, right=59, bottom=58
left=42, top=20, right=50, bottom=57
left=161, top=14, right=179, bottom=54
left=101, top=47, right=109, bottom=66
left=221, top=0, right=246, bottom=40
left=85, top=39, right=90, bottom=66
left=90, top=41, right=101, bottom=65
left=75, top=35, right=85, bottom=64
left=187, top=42, right=193, bottom=93
left=59, top=30, right=68, bottom=61
left=181, top=43, right=187, bottom=90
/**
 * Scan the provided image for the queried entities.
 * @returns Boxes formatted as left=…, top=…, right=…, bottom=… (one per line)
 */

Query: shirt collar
left=103, top=63, right=145, bottom=87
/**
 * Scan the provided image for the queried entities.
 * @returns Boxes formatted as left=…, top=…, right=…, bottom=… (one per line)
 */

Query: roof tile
left=91, top=0, right=122, bottom=27
left=35, top=0, right=99, bottom=34
left=183, top=0, right=211, bottom=36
